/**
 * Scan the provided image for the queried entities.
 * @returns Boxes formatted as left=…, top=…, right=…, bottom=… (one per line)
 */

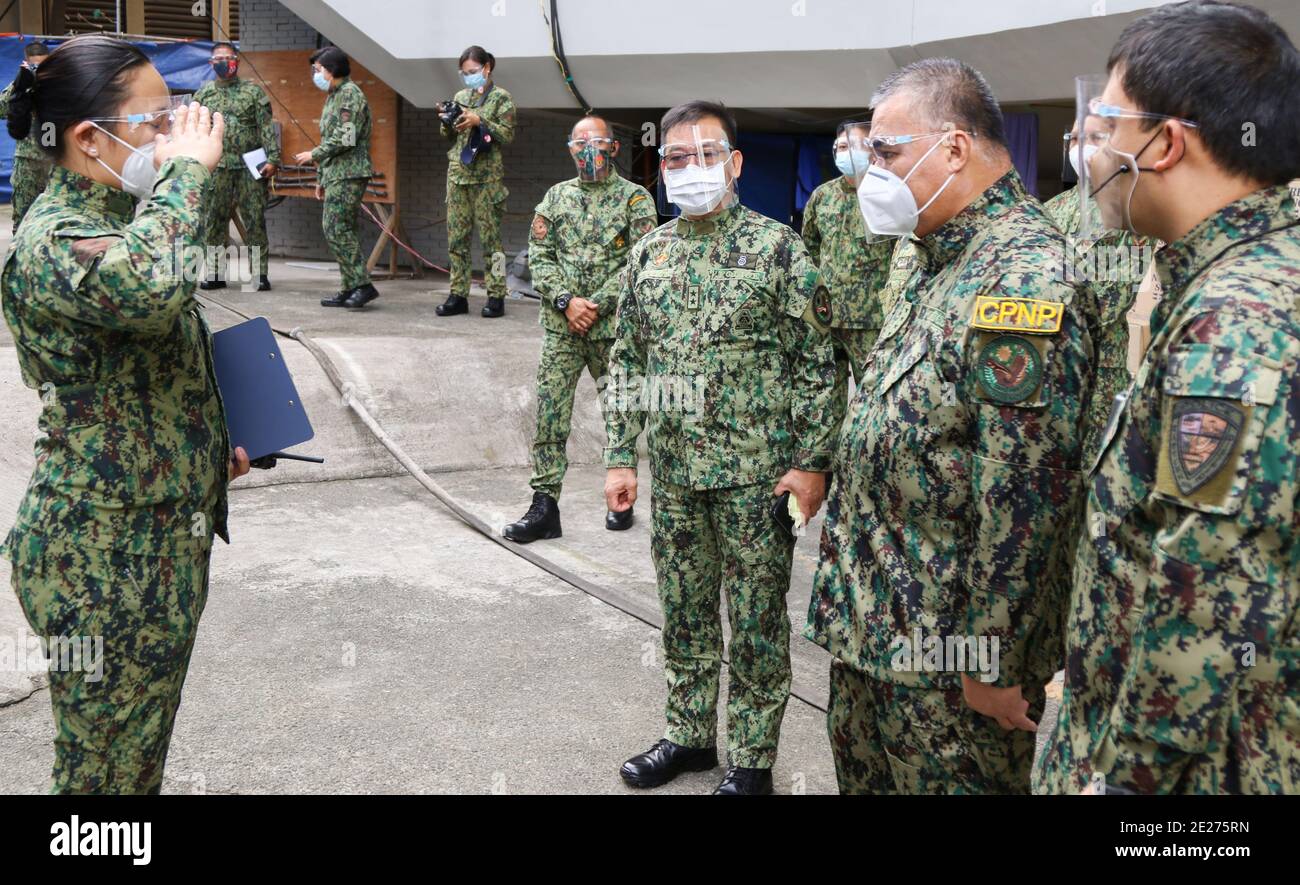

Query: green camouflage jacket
left=801, top=175, right=895, bottom=330
left=882, top=238, right=919, bottom=320
left=194, top=75, right=281, bottom=171
left=0, top=159, right=230, bottom=559
left=529, top=168, right=657, bottom=339
left=311, top=77, right=373, bottom=185
left=1043, top=185, right=1300, bottom=794
left=604, top=200, right=842, bottom=488
left=806, top=171, right=1091, bottom=690
left=441, top=83, right=516, bottom=185
left=0, top=81, right=46, bottom=161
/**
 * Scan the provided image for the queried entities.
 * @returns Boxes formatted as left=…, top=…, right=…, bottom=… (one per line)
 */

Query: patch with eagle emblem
left=976, top=335, right=1042, bottom=403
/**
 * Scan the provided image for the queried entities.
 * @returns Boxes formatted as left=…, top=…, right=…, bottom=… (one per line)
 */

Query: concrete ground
left=0, top=207, right=1057, bottom=794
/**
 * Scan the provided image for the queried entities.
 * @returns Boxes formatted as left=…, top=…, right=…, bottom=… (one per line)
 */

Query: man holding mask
left=806, top=59, right=1091, bottom=794
left=605, top=100, right=840, bottom=795
left=502, top=116, right=656, bottom=543
left=1038, top=0, right=1300, bottom=795
left=194, top=42, right=279, bottom=291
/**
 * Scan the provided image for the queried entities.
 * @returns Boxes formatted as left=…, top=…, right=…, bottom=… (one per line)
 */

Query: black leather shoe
left=502, top=492, right=561, bottom=543
left=435, top=294, right=468, bottom=316
left=320, top=289, right=351, bottom=307
left=712, top=766, right=774, bottom=795
left=256, top=275, right=272, bottom=291
left=481, top=296, right=504, bottom=318
left=620, top=739, right=718, bottom=789
left=606, top=506, right=634, bottom=531
left=199, top=277, right=226, bottom=290
left=344, top=283, right=379, bottom=309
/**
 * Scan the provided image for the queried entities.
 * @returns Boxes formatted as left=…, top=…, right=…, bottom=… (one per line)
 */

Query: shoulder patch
left=531, top=214, right=549, bottom=241
left=1165, top=398, right=1244, bottom=495
left=813, top=285, right=832, bottom=325
left=628, top=193, right=649, bottom=208
left=971, top=296, right=1063, bottom=335
left=976, top=334, right=1042, bottom=403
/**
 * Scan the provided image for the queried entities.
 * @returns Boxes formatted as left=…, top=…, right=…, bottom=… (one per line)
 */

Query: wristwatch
left=554, top=292, right=572, bottom=311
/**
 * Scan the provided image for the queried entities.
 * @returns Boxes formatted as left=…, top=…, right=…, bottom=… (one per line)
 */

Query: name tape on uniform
left=970, top=296, right=1063, bottom=335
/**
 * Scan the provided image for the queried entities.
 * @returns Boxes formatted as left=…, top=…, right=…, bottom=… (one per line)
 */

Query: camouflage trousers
left=322, top=177, right=372, bottom=291
left=204, top=166, right=270, bottom=276
left=447, top=178, right=507, bottom=299
left=7, top=536, right=210, bottom=794
left=831, top=327, right=878, bottom=412
left=826, top=660, right=1042, bottom=794
left=650, top=477, right=794, bottom=768
left=10, top=154, right=51, bottom=233
left=529, top=330, right=612, bottom=499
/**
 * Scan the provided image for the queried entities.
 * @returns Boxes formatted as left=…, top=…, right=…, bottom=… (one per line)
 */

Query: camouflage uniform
left=806, top=171, right=1091, bottom=794
left=1044, top=185, right=1150, bottom=464
left=882, top=238, right=919, bottom=320
left=311, top=76, right=374, bottom=292
left=441, top=84, right=516, bottom=300
left=193, top=75, right=280, bottom=277
left=526, top=169, right=656, bottom=499
left=605, top=201, right=842, bottom=768
left=1036, top=185, right=1300, bottom=795
left=0, top=159, right=230, bottom=794
left=800, top=175, right=894, bottom=397
left=0, top=81, right=52, bottom=232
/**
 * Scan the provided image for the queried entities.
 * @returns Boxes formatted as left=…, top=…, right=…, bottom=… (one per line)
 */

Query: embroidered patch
left=614, top=234, right=625, bottom=250
left=531, top=214, right=549, bottom=240
left=629, top=193, right=649, bottom=208
left=971, top=296, right=1063, bottom=335
left=813, top=286, right=832, bottom=324
left=722, top=251, right=760, bottom=269
left=1168, top=398, right=1244, bottom=494
left=976, top=335, right=1042, bottom=403
left=653, top=251, right=670, bottom=267
left=733, top=309, right=754, bottom=332
left=687, top=285, right=700, bottom=309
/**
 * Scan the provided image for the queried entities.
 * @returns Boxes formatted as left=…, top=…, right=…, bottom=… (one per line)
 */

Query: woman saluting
left=1, top=34, right=250, bottom=794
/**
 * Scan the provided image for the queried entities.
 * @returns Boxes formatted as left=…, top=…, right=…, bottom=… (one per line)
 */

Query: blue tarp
left=0, top=34, right=220, bottom=202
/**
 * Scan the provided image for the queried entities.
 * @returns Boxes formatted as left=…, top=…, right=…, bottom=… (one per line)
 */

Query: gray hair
left=870, top=58, right=1008, bottom=152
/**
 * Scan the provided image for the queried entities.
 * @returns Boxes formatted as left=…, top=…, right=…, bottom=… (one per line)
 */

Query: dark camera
left=438, top=100, right=463, bottom=127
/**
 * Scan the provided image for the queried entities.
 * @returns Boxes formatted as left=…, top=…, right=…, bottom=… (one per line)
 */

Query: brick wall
left=240, top=0, right=613, bottom=276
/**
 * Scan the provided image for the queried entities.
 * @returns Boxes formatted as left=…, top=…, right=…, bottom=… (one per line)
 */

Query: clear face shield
left=90, top=94, right=194, bottom=137
left=834, top=120, right=873, bottom=183
left=657, top=125, right=735, bottom=218
left=1075, top=73, right=1198, bottom=241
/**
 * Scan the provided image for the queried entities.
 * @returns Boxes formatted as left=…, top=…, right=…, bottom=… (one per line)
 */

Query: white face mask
left=664, top=160, right=731, bottom=217
left=856, top=135, right=955, bottom=238
left=1069, top=142, right=1098, bottom=179
left=91, top=123, right=159, bottom=201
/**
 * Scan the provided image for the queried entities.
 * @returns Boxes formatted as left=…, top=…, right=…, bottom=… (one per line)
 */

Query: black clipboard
left=211, top=317, right=317, bottom=462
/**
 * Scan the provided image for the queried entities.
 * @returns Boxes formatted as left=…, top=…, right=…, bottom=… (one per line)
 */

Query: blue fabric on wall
left=0, top=35, right=219, bottom=203
left=1003, top=111, right=1039, bottom=196
left=735, top=132, right=797, bottom=225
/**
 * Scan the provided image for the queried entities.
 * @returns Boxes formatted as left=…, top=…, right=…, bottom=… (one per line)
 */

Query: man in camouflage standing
left=195, top=42, right=279, bottom=292
left=295, top=47, right=378, bottom=310
left=801, top=121, right=895, bottom=400
left=606, top=101, right=841, bottom=795
left=502, top=116, right=656, bottom=544
left=1037, top=0, right=1300, bottom=795
left=806, top=59, right=1091, bottom=794
left=0, top=41, right=51, bottom=231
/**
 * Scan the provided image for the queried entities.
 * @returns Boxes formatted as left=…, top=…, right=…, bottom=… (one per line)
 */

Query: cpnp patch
left=971, top=296, right=1063, bottom=334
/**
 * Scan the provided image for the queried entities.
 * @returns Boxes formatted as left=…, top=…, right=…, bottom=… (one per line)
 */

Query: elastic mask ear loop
left=1089, top=128, right=1162, bottom=198
left=904, top=133, right=957, bottom=217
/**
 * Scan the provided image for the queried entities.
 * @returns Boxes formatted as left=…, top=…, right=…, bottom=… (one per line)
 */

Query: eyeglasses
left=657, top=140, right=732, bottom=170
left=91, top=94, right=193, bottom=133
left=568, top=137, right=614, bottom=151
left=1086, top=98, right=1198, bottom=130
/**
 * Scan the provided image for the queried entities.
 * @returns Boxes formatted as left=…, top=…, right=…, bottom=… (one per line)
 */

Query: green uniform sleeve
left=258, top=87, right=280, bottom=166
left=479, top=89, right=516, bottom=147
left=31, top=158, right=210, bottom=335
left=801, top=188, right=823, bottom=266
left=604, top=257, right=648, bottom=468
left=962, top=282, right=1090, bottom=688
left=1096, top=314, right=1299, bottom=793
left=311, top=87, right=367, bottom=164
left=527, top=190, right=564, bottom=304
left=590, top=189, right=657, bottom=318
left=779, top=235, right=841, bottom=472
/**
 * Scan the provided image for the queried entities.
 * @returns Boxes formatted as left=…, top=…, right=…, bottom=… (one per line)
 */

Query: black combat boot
left=344, top=283, right=379, bottom=309
left=712, top=766, right=774, bottom=795
left=199, top=276, right=226, bottom=290
left=502, top=492, right=561, bottom=543
left=256, top=275, right=272, bottom=291
left=436, top=294, right=468, bottom=316
left=620, top=739, right=719, bottom=789
left=481, top=296, right=504, bottom=318
left=606, top=505, right=634, bottom=531
left=320, top=289, right=350, bottom=307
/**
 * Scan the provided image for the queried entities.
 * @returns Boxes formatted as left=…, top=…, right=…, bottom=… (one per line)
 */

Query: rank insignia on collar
left=976, top=335, right=1042, bottom=403
left=971, top=296, right=1063, bottom=334
left=1169, top=398, right=1243, bottom=494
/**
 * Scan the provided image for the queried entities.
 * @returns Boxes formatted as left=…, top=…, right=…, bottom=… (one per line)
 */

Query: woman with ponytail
left=0, top=34, right=251, bottom=794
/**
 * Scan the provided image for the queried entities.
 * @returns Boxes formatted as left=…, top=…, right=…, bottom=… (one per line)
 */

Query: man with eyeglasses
left=501, top=116, right=656, bottom=544
left=606, top=100, right=841, bottom=795
left=1037, top=0, right=1300, bottom=795
left=805, top=58, right=1091, bottom=794
left=193, top=42, right=279, bottom=292
left=801, top=121, right=896, bottom=400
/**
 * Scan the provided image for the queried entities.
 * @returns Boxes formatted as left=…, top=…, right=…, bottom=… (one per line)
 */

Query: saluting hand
left=155, top=102, right=224, bottom=172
